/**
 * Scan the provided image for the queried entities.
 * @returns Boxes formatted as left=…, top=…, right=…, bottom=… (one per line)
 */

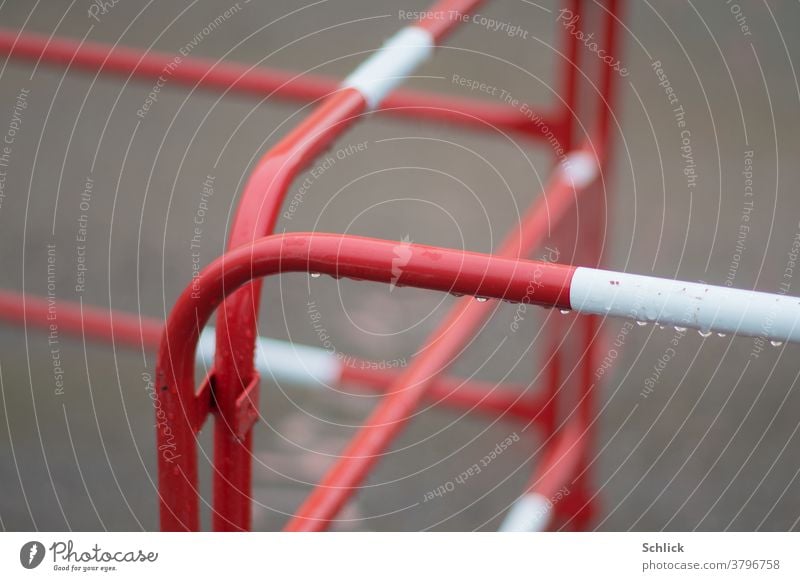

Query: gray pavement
left=1, top=0, right=799, bottom=531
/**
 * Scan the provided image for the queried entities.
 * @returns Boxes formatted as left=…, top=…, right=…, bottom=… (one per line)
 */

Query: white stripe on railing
left=498, top=493, right=552, bottom=532
left=197, top=329, right=341, bottom=387
left=570, top=267, right=800, bottom=344
left=194, top=266, right=800, bottom=391
left=341, top=26, right=434, bottom=110
left=561, top=150, right=599, bottom=188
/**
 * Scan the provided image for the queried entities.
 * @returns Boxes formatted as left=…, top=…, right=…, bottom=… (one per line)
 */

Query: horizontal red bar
left=153, top=232, right=575, bottom=530
left=0, top=27, right=559, bottom=141
left=0, top=289, right=545, bottom=422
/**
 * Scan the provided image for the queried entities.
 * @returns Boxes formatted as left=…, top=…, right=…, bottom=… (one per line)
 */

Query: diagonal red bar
left=285, top=155, right=600, bottom=531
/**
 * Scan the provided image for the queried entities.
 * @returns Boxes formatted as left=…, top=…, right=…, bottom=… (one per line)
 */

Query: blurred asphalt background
left=2, top=0, right=800, bottom=531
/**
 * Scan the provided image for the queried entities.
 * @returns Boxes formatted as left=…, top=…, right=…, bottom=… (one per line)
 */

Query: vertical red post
left=208, top=0, right=484, bottom=532
left=539, top=0, right=584, bottom=456
left=210, top=89, right=368, bottom=531
left=556, top=0, right=623, bottom=530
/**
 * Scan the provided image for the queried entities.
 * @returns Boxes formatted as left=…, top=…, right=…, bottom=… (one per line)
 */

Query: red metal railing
left=1, top=0, right=627, bottom=531
left=6, top=0, right=799, bottom=532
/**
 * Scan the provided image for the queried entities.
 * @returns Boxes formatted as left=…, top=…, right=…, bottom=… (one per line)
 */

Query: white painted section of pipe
left=498, top=493, right=552, bottom=532
left=561, top=151, right=599, bottom=188
left=342, top=26, right=434, bottom=109
left=197, top=329, right=341, bottom=387
left=570, top=267, right=800, bottom=343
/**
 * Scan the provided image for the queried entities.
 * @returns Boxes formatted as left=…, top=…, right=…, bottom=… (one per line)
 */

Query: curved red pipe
left=210, top=87, right=366, bottom=530
left=210, top=0, right=485, bottom=532
left=156, top=232, right=575, bottom=530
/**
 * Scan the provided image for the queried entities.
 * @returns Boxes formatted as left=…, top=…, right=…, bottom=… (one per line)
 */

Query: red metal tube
left=508, top=0, right=625, bottom=532
left=498, top=419, right=584, bottom=531
left=340, top=365, right=545, bottom=422
left=526, top=420, right=585, bottom=500
left=210, top=86, right=367, bottom=531
left=0, top=290, right=161, bottom=349
left=285, top=153, right=601, bottom=531
left=208, top=0, right=486, bottom=531
left=0, top=0, right=625, bottom=533
left=415, top=0, right=484, bottom=42
left=567, top=0, right=623, bottom=531
left=0, top=289, right=544, bottom=421
left=156, top=232, right=575, bottom=530
left=0, top=25, right=558, bottom=141
left=557, top=0, right=583, bottom=152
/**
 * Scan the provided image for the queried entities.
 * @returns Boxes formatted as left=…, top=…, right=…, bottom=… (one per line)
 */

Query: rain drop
left=475, top=297, right=488, bottom=303
left=560, top=309, right=571, bottom=315
left=770, top=340, right=783, bottom=347
left=674, top=326, right=687, bottom=332
left=636, top=321, right=647, bottom=327
left=310, top=272, right=321, bottom=279
left=716, top=332, right=726, bottom=338
left=698, top=330, right=712, bottom=338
